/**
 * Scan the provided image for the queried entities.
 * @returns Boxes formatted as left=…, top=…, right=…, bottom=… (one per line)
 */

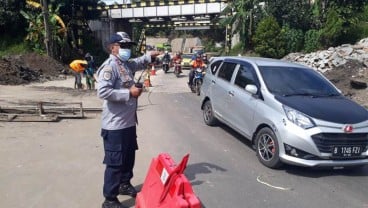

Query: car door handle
left=228, top=91, right=234, bottom=96
left=211, top=80, right=216, bottom=84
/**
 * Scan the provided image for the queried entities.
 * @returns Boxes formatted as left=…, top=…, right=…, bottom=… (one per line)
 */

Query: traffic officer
left=96, top=32, right=160, bottom=208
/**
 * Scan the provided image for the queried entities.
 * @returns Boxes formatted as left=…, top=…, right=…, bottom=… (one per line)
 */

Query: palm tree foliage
left=20, top=3, right=65, bottom=54
left=18, top=0, right=104, bottom=61
left=220, top=0, right=265, bottom=49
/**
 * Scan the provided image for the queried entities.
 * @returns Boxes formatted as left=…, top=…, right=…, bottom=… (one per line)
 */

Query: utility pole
left=41, top=0, right=52, bottom=57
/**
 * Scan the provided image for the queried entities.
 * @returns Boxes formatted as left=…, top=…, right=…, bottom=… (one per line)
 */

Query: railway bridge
left=85, top=0, right=230, bottom=53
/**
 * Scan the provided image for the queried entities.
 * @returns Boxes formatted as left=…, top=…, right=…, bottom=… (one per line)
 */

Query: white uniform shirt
left=97, top=54, right=151, bottom=130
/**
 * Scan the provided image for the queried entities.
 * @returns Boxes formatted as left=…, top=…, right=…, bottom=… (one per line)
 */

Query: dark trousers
left=74, top=72, right=82, bottom=89
left=188, top=69, right=194, bottom=85
left=101, top=126, right=138, bottom=199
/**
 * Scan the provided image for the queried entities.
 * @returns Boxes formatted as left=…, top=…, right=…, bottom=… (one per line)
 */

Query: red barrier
left=135, top=153, right=201, bottom=208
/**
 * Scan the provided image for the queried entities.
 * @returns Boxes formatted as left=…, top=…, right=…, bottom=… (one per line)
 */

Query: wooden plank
left=0, top=102, right=102, bottom=121
left=0, top=114, right=59, bottom=122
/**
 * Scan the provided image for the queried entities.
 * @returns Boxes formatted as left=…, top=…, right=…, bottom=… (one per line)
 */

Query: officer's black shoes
left=102, top=198, right=126, bottom=208
left=119, top=182, right=138, bottom=198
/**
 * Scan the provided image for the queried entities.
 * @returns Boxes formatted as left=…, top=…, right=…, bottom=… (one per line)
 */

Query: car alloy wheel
left=203, top=100, right=217, bottom=126
left=255, top=127, right=282, bottom=168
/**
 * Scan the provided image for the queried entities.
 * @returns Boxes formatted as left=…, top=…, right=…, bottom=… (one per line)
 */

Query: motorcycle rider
left=188, top=54, right=206, bottom=87
left=202, top=53, right=209, bottom=65
left=162, top=51, right=171, bottom=72
left=172, top=52, right=182, bottom=74
left=163, top=51, right=171, bottom=60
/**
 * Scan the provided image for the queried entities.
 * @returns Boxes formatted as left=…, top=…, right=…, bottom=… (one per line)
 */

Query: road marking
left=257, top=175, right=292, bottom=191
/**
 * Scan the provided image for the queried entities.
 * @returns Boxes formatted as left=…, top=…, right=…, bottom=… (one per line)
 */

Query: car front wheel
left=203, top=100, right=217, bottom=126
left=255, top=127, right=283, bottom=169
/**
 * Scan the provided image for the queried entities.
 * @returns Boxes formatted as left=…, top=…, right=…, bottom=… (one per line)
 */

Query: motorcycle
left=190, top=67, right=205, bottom=96
left=162, top=59, right=170, bottom=73
left=173, top=60, right=182, bottom=77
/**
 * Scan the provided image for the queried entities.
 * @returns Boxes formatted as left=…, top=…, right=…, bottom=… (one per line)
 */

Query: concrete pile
left=283, top=38, right=368, bottom=73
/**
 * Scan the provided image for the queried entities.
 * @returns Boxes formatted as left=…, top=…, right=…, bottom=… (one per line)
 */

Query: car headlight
left=282, top=105, right=315, bottom=129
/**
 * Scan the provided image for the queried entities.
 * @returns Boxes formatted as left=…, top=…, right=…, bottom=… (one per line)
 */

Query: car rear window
left=182, top=54, right=192, bottom=59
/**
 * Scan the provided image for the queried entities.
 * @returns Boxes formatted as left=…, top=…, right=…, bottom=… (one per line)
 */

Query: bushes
left=281, top=25, right=304, bottom=53
left=319, top=8, right=344, bottom=47
left=304, top=29, right=322, bottom=53
left=0, top=35, right=30, bottom=57
left=252, top=16, right=286, bottom=58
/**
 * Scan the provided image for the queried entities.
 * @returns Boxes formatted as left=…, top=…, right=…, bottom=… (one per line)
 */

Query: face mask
left=118, top=48, right=131, bottom=61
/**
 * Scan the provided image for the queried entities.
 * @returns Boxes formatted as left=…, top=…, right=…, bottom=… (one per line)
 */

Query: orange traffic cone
left=143, top=70, right=152, bottom=90
left=150, top=65, right=156, bottom=76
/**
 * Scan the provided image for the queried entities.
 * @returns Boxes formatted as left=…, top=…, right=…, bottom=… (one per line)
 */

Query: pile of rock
left=283, top=38, right=368, bottom=73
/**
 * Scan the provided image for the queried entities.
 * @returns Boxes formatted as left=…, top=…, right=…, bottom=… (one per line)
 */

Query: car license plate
left=332, top=146, right=362, bottom=157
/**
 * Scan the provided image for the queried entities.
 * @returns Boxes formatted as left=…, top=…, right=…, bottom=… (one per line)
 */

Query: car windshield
left=259, top=66, right=341, bottom=97
left=182, top=54, right=192, bottom=59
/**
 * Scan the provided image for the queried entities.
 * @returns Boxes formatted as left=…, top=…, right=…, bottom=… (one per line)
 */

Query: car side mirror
left=245, top=84, right=258, bottom=95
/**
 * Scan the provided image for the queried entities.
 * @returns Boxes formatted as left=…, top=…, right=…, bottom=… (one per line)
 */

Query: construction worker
left=69, top=59, right=88, bottom=89
left=96, top=31, right=160, bottom=208
left=84, top=53, right=96, bottom=90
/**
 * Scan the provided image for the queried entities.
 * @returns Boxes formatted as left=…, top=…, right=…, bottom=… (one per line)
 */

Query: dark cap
left=108, top=33, right=123, bottom=45
left=117, top=31, right=137, bottom=45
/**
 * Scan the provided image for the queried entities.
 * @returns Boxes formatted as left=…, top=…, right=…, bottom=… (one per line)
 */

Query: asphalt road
left=0, top=68, right=367, bottom=208
left=138, top=70, right=368, bottom=208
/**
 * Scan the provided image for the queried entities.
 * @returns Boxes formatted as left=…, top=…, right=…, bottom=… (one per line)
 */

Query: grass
left=0, top=35, right=30, bottom=58
left=0, top=43, right=30, bottom=57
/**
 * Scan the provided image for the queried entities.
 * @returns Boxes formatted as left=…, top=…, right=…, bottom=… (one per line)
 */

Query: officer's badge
left=103, top=72, right=111, bottom=80
left=102, top=65, right=112, bottom=80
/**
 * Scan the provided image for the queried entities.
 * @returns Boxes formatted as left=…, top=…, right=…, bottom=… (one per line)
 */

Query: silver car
left=200, top=56, right=368, bottom=169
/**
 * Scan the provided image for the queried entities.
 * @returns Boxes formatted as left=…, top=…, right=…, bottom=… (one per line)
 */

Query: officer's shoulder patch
left=102, top=65, right=112, bottom=80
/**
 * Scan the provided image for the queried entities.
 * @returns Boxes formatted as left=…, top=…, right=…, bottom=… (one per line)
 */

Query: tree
left=220, top=0, right=264, bottom=50
left=42, top=0, right=52, bottom=57
left=21, top=1, right=66, bottom=56
left=314, top=0, right=367, bottom=46
left=19, top=0, right=103, bottom=61
left=264, top=0, right=312, bottom=31
left=252, top=16, right=286, bottom=58
left=0, top=0, right=27, bottom=36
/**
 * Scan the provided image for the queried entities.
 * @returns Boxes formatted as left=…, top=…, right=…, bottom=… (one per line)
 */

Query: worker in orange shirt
left=69, top=59, right=88, bottom=89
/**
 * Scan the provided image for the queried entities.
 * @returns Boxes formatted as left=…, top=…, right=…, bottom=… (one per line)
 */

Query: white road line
left=256, top=176, right=292, bottom=191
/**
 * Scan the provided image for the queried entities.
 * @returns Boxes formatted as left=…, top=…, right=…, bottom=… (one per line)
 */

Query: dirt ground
left=324, top=59, right=368, bottom=108
left=0, top=53, right=68, bottom=85
left=0, top=64, right=189, bottom=208
left=0, top=53, right=367, bottom=207
left=0, top=53, right=368, bottom=107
